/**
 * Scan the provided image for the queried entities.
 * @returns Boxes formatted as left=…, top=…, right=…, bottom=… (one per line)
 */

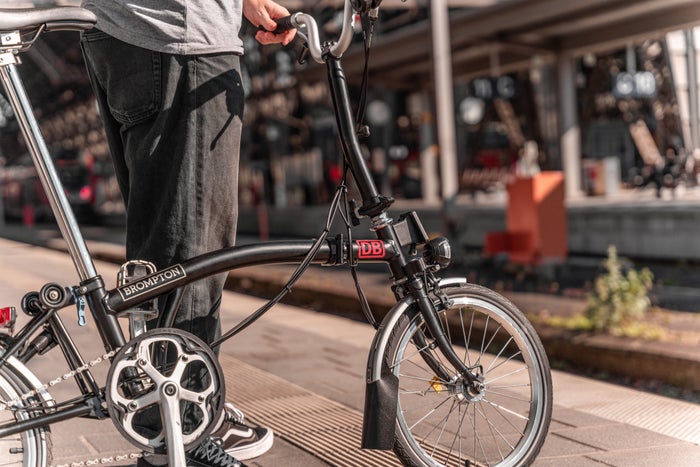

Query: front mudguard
left=361, top=277, right=468, bottom=450
left=361, top=295, right=411, bottom=450
left=361, top=361, right=398, bottom=450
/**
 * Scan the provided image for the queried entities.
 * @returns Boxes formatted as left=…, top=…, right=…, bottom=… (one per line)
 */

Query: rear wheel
left=385, top=283, right=552, bottom=467
left=0, top=363, right=52, bottom=467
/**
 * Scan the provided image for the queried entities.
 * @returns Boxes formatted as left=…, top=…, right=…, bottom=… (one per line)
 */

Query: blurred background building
left=2, top=0, right=700, bottom=224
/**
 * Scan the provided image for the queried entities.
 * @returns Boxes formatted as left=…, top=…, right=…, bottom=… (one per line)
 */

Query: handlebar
left=271, top=0, right=373, bottom=64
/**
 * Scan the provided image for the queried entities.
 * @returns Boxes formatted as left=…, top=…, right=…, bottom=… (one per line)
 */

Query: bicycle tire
left=384, top=283, right=552, bottom=467
left=0, top=363, right=52, bottom=467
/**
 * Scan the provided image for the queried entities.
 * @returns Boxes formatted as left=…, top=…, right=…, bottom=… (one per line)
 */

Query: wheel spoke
left=0, top=366, right=51, bottom=467
left=464, top=397, right=490, bottom=464
left=475, top=400, right=516, bottom=458
left=389, top=284, right=552, bottom=467
left=459, top=307, right=475, bottom=368
left=405, top=393, right=454, bottom=431
left=444, top=402, right=469, bottom=466
left=483, top=398, right=530, bottom=426
left=424, top=398, right=457, bottom=457
left=484, top=364, right=528, bottom=385
left=484, top=335, right=514, bottom=374
left=486, top=389, right=532, bottom=403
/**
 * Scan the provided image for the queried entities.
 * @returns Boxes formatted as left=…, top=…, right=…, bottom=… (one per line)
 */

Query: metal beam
left=328, top=0, right=700, bottom=88
left=559, top=3, right=700, bottom=55
left=448, top=0, right=629, bottom=46
left=524, top=0, right=695, bottom=37
left=431, top=0, right=459, bottom=200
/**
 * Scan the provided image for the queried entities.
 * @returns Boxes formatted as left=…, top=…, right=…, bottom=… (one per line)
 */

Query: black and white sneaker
left=137, top=437, right=246, bottom=467
left=210, top=403, right=274, bottom=461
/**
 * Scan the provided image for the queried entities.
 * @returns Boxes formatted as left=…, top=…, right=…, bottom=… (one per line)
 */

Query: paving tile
left=537, top=432, right=602, bottom=458
left=587, top=443, right=700, bottom=467
left=533, top=454, right=607, bottom=466
left=551, top=406, right=617, bottom=428
left=548, top=418, right=575, bottom=432
left=555, top=423, right=682, bottom=451
left=50, top=417, right=137, bottom=464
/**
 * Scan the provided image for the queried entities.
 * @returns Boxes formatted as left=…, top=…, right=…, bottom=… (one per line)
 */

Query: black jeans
left=81, top=30, right=243, bottom=346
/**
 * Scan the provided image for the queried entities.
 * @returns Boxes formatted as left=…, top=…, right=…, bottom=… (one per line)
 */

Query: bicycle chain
left=0, top=348, right=119, bottom=409
left=0, top=347, right=146, bottom=466
left=51, top=452, right=143, bottom=467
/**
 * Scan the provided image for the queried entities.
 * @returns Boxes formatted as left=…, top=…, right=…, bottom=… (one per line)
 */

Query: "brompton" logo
left=117, top=265, right=186, bottom=301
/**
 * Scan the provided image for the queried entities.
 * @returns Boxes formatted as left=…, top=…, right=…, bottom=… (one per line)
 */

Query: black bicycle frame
left=0, top=36, right=474, bottom=441
left=324, top=56, right=473, bottom=382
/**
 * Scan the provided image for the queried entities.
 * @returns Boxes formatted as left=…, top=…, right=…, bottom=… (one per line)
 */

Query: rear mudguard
left=0, top=352, right=54, bottom=467
left=0, top=342, right=54, bottom=405
left=1, top=351, right=54, bottom=406
left=361, top=277, right=467, bottom=450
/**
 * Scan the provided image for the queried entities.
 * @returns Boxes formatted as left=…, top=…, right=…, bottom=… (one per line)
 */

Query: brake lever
left=296, top=41, right=309, bottom=64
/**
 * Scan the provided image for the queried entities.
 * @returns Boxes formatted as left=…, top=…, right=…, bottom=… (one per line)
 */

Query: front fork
left=407, top=275, right=483, bottom=389
left=361, top=276, right=481, bottom=451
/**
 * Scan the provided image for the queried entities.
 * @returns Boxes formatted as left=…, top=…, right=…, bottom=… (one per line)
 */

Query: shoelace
left=222, top=402, right=246, bottom=426
left=189, top=438, right=243, bottom=467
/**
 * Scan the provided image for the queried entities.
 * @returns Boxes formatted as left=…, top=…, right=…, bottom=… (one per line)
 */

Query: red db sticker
left=357, top=240, right=385, bottom=259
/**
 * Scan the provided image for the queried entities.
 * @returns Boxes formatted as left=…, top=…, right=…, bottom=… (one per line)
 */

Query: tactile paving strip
left=219, top=354, right=401, bottom=467
left=580, top=391, right=700, bottom=445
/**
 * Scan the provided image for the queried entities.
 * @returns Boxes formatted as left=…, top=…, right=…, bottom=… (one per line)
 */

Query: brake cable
left=355, top=10, right=377, bottom=137
left=349, top=11, right=381, bottom=328
left=211, top=10, right=382, bottom=347
left=339, top=162, right=380, bottom=329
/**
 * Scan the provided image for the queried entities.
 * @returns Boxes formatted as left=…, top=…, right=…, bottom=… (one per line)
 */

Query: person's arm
left=243, top=0, right=296, bottom=46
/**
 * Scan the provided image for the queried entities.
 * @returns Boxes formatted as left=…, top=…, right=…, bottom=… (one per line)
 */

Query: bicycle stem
left=326, top=58, right=385, bottom=211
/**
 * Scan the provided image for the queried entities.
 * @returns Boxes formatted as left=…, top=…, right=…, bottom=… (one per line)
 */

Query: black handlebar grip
left=259, top=15, right=296, bottom=35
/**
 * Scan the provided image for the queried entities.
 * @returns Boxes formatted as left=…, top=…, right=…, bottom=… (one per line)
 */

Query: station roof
left=7, top=0, right=700, bottom=92
left=316, top=0, right=700, bottom=88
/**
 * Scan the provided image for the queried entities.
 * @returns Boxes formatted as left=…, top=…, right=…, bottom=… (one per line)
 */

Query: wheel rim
left=392, top=295, right=548, bottom=467
left=0, top=367, right=42, bottom=467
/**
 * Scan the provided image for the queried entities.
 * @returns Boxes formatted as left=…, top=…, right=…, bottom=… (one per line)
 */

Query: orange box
left=507, top=171, right=567, bottom=263
left=484, top=171, right=567, bottom=264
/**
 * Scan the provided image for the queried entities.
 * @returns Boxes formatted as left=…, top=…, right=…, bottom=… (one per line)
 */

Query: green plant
left=585, top=245, right=654, bottom=333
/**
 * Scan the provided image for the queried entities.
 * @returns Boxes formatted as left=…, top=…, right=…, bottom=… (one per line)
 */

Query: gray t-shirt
left=81, top=1, right=244, bottom=55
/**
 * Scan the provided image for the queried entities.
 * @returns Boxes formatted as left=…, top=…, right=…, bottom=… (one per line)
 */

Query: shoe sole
left=226, top=429, right=274, bottom=461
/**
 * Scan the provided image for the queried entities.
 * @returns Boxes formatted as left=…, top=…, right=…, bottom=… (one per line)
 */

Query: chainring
left=105, top=328, right=225, bottom=454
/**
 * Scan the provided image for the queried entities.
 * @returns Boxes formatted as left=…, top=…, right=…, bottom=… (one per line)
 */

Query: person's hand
left=243, top=0, right=296, bottom=46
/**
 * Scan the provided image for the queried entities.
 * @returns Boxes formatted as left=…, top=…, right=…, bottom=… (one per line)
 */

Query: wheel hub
left=448, top=371, right=486, bottom=403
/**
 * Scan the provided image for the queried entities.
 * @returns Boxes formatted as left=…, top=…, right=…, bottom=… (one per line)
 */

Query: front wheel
left=0, top=362, right=52, bottom=467
left=385, top=283, right=552, bottom=467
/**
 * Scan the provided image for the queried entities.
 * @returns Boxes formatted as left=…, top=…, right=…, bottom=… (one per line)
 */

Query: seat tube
left=0, top=60, right=98, bottom=281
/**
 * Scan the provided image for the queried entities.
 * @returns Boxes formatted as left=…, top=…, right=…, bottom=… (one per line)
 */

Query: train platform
left=1, top=226, right=700, bottom=466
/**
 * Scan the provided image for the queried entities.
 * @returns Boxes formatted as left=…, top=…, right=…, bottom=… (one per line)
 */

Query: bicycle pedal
left=118, top=260, right=159, bottom=338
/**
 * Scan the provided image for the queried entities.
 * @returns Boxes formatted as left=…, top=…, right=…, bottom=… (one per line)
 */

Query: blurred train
left=1, top=147, right=124, bottom=224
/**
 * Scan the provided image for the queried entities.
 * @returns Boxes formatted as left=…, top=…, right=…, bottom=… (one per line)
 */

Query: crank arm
left=160, top=382, right=187, bottom=466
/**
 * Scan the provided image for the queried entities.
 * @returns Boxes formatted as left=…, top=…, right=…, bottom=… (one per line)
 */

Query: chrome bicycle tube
left=0, top=61, right=98, bottom=282
left=292, top=0, right=355, bottom=63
